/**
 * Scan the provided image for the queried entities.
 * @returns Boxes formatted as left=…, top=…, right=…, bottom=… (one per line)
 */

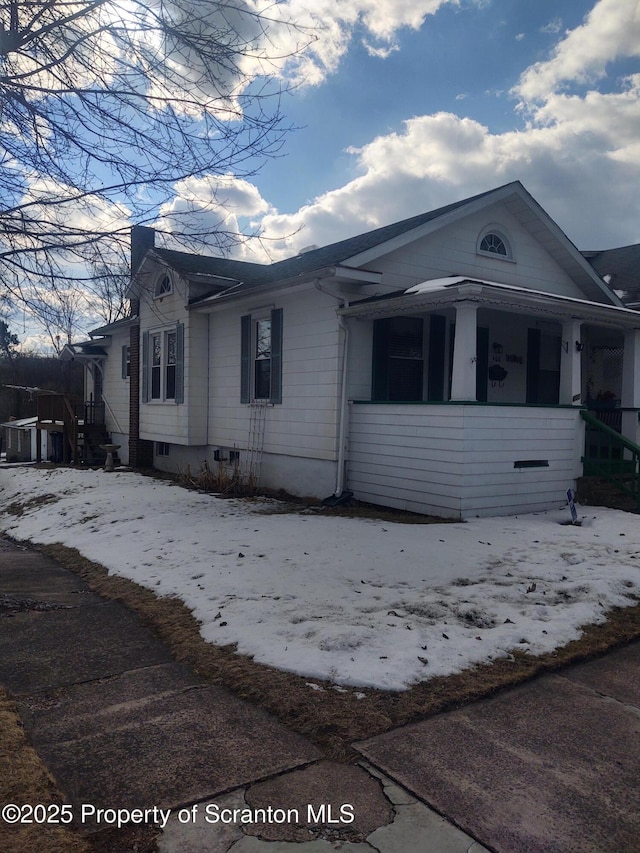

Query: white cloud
left=158, top=0, right=640, bottom=262
left=251, top=0, right=463, bottom=86
left=541, top=17, right=563, bottom=35
left=247, top=0, right=640, bottom=254
left=516, top=0, right=640, bottom=103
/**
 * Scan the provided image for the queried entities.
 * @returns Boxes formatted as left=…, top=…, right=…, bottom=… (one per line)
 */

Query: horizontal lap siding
left=348, top=404, right=465, bottom=518
left=347, top=404, right=583, bottom=519
left=208, top=288, right=341, bottom=461
left=139, top=272, right=191, bottom=444
left=101, top=330, right=130, bottom=437
left=460, top=406, right=582, bottom=516
left=372, top=201, right=584, bottom=299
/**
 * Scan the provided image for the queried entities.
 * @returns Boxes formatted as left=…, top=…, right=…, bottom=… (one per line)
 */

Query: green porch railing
left=581, top=410, right=640, bottom=511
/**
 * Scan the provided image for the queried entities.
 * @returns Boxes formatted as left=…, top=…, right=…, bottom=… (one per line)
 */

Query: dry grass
left=0, top=689, right=91, bottom=853
left=32, top=541, right=640, bottom=761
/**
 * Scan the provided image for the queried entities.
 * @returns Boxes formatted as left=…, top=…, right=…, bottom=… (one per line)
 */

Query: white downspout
left=335, top=314, right=350, bottom=496
left=314, top=281, right=350, bottom=497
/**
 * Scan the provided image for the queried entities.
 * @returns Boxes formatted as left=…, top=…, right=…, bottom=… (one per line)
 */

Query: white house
left=70, top=181, right=640, bottom=518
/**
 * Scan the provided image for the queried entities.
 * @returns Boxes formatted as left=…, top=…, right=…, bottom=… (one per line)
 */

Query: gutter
left=189, top=266, right=382, bottom=312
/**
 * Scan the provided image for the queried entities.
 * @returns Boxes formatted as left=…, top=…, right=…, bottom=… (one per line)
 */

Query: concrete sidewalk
left=1, top=535, right=639, bottom=853
left=0, top=536, right=484, bottom=852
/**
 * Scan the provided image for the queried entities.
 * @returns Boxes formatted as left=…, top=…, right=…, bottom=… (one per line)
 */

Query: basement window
left=155, top=442, right=170, bottom=457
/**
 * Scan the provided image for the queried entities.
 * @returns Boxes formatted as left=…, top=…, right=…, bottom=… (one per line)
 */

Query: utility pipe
left=314, top=281, right=350, bottom=497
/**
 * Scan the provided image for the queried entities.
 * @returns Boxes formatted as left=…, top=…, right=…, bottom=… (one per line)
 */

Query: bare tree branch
left=0, top=0, right=309, bottom=334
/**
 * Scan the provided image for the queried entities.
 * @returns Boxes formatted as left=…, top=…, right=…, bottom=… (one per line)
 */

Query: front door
left=526, top=329, right=560, bottom=404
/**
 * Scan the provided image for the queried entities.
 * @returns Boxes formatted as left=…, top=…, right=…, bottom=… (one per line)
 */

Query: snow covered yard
left=1, top=466, right=639, bottom=691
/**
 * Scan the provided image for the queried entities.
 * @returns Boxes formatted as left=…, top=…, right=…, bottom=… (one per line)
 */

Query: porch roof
left=0, top=416, right=37, bottom=430
left=339, top=276, right=640, bottom=329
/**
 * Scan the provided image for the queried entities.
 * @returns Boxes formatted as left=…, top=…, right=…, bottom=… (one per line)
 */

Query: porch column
left=621, top=329, right=640, bottom=445
left=450, top=302, right=478, bottom=401
left=559, top=319, right=583, bottom=405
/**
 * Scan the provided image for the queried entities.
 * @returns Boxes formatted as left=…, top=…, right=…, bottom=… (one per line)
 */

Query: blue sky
left=156, top=0, right=639, bottom=263
left=256, top=0, right=598, bottom=210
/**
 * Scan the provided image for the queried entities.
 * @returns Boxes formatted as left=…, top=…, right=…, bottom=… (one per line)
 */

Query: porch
left=347, top=402, right=583, bottom=519
left=340, top=276, right=640, bottom=518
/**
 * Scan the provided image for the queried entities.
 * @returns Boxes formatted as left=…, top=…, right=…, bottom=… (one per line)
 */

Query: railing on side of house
left=581, top=410, right=640, bottom=511
left=36, top=394, right=106, bottom=464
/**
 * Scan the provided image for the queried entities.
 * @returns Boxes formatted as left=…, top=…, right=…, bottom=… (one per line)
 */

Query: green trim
left=352, top=399, right=585, bottom=409
left=581, top=411, right=640, bottom=510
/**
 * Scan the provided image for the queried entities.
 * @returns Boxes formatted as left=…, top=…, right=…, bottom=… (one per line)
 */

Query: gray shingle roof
left=583, top=244, right=640, bottom=301
left=154, top=184, right=510, bottom=300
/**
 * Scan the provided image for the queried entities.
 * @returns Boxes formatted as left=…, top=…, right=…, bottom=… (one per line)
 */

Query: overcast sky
left=159, top=0, right=640, bottom=262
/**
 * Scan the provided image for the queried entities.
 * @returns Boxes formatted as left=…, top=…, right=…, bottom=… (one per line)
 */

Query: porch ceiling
left=339, top=277, right=640, bottom=330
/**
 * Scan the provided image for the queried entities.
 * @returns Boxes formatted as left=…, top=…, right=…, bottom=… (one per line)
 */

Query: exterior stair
left=576, top=476, right=639, bottom=513
left=79, top=424, right=120, bottom=467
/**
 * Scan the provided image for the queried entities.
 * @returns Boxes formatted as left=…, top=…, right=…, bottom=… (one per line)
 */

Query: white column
left=621, top=329, right=640, bottom=445
left=559, top=319, right=583, bottom=405
left=450, top=302, right=478, bottom=401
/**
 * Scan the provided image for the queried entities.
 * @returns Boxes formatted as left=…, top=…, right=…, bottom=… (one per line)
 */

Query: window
left=240, top=309, right=283, bottom=404
left=142, top=324, right=184, bottom=403
left=477, top=228, right=513, bottom=260
left=151, top=333, right=162, bottom=399
left=480, top=233, right=507, bottom=255
left=121, top=345, right=130, bottom=379
left=372, top=317, right=424, bottom=401
left=155, top=442, right=170, bottom=457
left=154, top=273, right=172, bottom=298
left=254, top=318, right=272, bottom=399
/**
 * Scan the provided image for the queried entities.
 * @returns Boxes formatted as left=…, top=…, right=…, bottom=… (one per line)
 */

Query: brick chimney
left=128, top=224, right=155, bottom=469
left=130, top=225, right=155, bottom=275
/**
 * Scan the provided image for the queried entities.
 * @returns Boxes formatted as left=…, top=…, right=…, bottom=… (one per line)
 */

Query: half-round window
left=154, top=273, right=172, bottom=298
left=477, top=229, right=513, bottom=260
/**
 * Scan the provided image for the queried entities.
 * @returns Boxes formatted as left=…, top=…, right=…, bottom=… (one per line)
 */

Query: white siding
left=367, top=201, right=587, bottom=299
left=208, top=287, right=342, bottom=462
left=100, top=328, right=130, bottom=460
left=348, top=403, right=583, bottom=519
left=138, top=263, right=205, bottom=445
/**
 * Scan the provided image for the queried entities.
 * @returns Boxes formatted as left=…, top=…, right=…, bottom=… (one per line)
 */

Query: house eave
left=188, top=265, right=382, bottom=312
left=339, top=277, right=640, bottom=329
left=89, top=316, right=137, bottom=338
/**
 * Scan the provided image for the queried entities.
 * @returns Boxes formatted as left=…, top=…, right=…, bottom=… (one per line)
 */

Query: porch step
left=576, top=477, right=639, bottom=513
left=78, top=425, right=119, bottom=468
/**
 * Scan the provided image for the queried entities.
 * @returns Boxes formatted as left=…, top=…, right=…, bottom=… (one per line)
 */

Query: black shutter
left=526, top=328, right=541, bottom=404
left=175, top=322, right=184, bottom=404
left=372, top=319, right=391, bottom=400
left=476, top=326, right=489, bottom=402
left=240, top=314, right=251, bottom=403
left=270, top=308, right=283, bottom=404
left=427, top=315, right=446, bottom=401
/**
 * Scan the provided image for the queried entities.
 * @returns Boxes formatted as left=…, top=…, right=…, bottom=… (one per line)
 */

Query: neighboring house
left=1, top=416, right=50, bottom=463
left=582, top=244, right=640, bottom=308
left=71, top=181, right=640, bottom=519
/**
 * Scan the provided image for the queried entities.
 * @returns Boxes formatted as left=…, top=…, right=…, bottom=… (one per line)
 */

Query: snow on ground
left=1, top=466, right=639, bottom=691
